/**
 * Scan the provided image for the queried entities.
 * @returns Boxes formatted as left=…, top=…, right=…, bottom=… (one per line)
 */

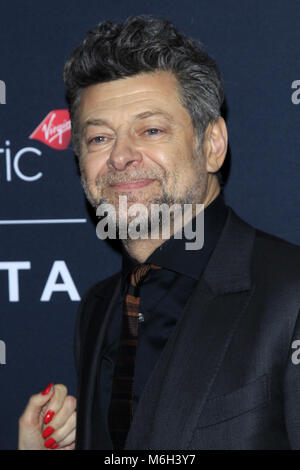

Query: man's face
left=77, top=70, right=209, bottom=226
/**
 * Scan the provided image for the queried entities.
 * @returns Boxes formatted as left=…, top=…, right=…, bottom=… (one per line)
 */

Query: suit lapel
left=77, top=274, right=122, bottom=449
left=125, top=208, right=256, bottom=449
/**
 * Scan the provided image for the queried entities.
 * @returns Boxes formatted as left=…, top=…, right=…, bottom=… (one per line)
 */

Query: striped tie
left=108, top=263, right=161, bottom=450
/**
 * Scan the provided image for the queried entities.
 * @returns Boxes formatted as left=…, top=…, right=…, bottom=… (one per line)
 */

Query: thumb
left=20, top=383, right=55, bottom=428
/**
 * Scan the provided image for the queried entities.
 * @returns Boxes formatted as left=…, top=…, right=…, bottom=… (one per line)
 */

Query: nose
left=107, top=133, right=142, bottom=171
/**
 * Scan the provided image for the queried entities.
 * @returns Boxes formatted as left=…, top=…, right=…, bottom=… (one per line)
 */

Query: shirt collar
left=121, top=191, right=229, bottom=283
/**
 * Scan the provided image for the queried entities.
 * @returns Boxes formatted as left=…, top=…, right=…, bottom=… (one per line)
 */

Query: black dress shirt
left=98, top=192, right=229, bottom=427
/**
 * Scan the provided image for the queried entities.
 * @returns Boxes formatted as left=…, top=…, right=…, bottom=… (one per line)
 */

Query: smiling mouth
left=109, top=178, right=156, bottom=190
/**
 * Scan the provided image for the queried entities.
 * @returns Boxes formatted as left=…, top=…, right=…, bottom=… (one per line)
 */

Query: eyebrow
left=81, top=109, right=175, bottom=135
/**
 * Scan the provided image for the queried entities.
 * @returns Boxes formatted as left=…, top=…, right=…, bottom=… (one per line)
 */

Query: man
left=19, top=15, right=300, bottom=450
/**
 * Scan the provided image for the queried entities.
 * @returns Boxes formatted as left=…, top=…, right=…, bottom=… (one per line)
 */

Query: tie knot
left=130, top=263, right=161, bottom=287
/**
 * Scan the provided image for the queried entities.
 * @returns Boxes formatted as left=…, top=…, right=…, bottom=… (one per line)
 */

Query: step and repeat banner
left=0, top=0, right=299, bottom=449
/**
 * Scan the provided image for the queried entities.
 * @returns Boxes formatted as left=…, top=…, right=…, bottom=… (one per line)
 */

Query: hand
left=18, top=383, right=76, bottom=450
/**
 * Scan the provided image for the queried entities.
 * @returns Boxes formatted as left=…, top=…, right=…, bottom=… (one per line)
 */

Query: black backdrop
left=0, top=0, right=299, bottom=450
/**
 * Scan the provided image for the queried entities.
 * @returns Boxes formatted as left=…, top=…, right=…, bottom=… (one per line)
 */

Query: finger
left=43, top=407, right=76, bottom=448
left=44, top=419, right=76, bottom=450
left=19, top=383, right=55, bottom=429
left=57, top=443, right=76, bottom=450
left=43, top=395, right=76, bottom=432
left=42, top=384, right=68, bottom=425
left=53, top=424, right=76, bottom=449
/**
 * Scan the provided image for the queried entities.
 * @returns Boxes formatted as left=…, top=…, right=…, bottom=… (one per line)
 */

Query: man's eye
left=88, top=136, right=107, bottom=144
left=145, top=128, right=162, bottom=136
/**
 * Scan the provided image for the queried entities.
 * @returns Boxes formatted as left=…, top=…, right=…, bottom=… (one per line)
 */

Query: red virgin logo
left=29, top=110, right=71, bottom=150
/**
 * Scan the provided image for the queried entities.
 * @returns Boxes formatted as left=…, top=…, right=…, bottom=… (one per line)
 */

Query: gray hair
left=63, top=14, right=225, bottom=169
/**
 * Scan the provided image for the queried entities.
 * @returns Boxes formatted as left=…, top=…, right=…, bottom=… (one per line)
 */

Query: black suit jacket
left=74, top=206, right=300, bottom=449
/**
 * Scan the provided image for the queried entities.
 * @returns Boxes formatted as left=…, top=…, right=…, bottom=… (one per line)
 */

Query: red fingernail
left=44, top=410, right=55, bottom=424
left=50, top=443, right=59, bottom=449
left=44, top=437, right=56, bottom=448
left=42, top=382, right=54, bottom=395
left=42, top=426, right=55, bottom=439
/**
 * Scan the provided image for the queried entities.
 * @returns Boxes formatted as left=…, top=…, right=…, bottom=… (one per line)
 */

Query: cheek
left=162, top=143, right=194, bottom=175
left=151, top=143, right=182, bottom=171
left=171, top=146, right=201, bottom=186
left=81, top=157, right=106, bottom=183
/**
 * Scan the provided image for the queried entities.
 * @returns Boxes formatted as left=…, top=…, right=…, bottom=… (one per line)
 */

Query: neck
left=121, top=176, right=221, bottom=263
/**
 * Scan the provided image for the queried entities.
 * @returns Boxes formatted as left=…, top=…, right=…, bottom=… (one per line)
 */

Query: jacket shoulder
left=229, top=206, right=300, bottom=273
left=225, top=207, right=300, bottom=289
left=245, top=221, right=300, bottom=302
left=253, top=227, right=300, bottom=276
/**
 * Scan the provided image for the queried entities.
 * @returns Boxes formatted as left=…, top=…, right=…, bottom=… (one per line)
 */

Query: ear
left=203, top=117, right=228, bottom=173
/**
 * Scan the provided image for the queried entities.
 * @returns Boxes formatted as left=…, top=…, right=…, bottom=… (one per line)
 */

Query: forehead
left=78, top=70, right=192, bottom=127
